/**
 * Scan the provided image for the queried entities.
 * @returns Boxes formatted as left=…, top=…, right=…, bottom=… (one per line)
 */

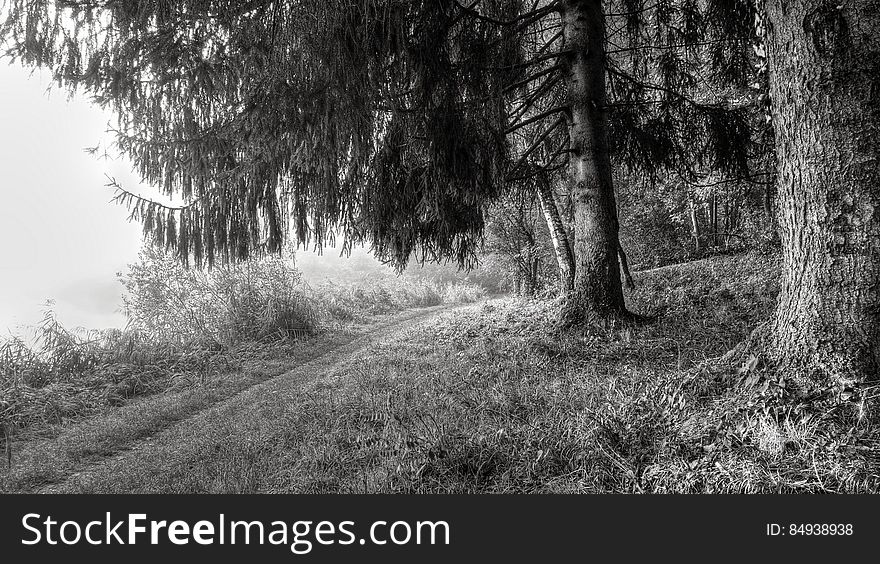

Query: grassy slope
left=5, top=253, right=878, bottom=493
left=0, top=306, right=453, bottom=492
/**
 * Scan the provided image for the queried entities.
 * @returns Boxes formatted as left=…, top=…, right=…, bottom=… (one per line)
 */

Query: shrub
left=442, top=282, right=487, bottom=304
left=121, top=247, right=321, bottom=346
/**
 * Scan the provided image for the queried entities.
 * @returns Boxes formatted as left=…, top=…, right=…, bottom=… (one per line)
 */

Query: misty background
left=0, top=63, right=471, bottom=336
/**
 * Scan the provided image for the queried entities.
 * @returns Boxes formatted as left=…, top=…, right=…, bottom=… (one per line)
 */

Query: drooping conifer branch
left=507, top=116, right=566, bottom=176
left=505, top=105, right=568, bottom=135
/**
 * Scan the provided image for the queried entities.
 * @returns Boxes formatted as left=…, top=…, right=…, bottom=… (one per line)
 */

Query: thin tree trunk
left=689, top=195, right=702, bottom=252
left=520, top=254, right=536, bottom=297
left=536, top=177, right=575, bottom=294
left=531, top=255, right=540, bottom=296
left=723, top=196, right=731, bottom=248
left=762, top=0, right=880, bottom=384
left=559, top=0, right=628, bottom=326
left=618, top=242, right=635, bottom=290
left=710, top=192, right=718, bottom=247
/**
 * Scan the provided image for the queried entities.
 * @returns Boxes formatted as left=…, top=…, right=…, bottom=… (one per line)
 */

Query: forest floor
left=3, top=252, right=878, bottom=493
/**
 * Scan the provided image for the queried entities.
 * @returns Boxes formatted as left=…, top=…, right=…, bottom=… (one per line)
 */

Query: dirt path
left=6, top=302, right=480, bottom=494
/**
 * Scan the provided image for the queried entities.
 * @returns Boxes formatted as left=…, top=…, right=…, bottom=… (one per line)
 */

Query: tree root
left=711, top=322, right=879, bottom=413
left=557, top=300, right=653, bottom=333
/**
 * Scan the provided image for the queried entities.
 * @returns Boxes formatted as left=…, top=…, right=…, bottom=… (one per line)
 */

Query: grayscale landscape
left=1, top=0, right=878, bottom=495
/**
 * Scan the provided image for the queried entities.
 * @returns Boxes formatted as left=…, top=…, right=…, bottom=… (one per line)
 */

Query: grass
left=4, top=252, right=877, bottom=494
left=313, top=276, right=486, bottom=321
left=1, top=254, right=487, bottom=443
left=0, top=305, right=452, bottom=492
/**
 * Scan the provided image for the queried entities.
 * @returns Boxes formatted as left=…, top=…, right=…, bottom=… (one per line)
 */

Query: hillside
left=4, top=252, right=875, bottom=494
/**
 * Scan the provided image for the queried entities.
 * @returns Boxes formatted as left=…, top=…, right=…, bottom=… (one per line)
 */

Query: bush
left=311, top=275, right=486, bottom=321
left=619, top=190, right=692, bottom=270
left=121, top=247, right=321, bottom=346
left=0, top=306, right=236, bottom=436
left=442, top=282, right=487, bottom=304
left=2, top=248, right=490, bottom=443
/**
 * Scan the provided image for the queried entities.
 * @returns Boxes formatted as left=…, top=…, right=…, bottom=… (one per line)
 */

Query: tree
left=484, top=188, right=553, bottom=296
left=2, top=0, right=512, bottom=269
left=0, top=0, right=754, bottom=327
left=535, top=173, right=575, bottom=292
left=759, top=0, right=880, bottom=384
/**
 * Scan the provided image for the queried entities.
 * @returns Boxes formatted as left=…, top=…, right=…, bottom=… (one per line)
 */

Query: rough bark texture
left=764, top=0, right=880, bottom=384
left=559, top=0, right=628, bottom=326
left=536, top=177, right=575, bottom=293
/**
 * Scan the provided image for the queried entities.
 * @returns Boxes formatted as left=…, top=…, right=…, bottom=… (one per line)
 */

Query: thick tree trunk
left=559, top=0, right=628, bottom=326
left=536, top=177, right=575, bottom=294
left=763, top=0, right=880, bottom=384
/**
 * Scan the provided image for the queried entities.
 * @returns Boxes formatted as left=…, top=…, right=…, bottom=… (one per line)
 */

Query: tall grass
left=122, top=247, right=322, bottom=346
left=1, top=248, right=489, bottom=450
left=313, top=276, right=486, bottom=321
left=0, top=306, right=232, bottom=441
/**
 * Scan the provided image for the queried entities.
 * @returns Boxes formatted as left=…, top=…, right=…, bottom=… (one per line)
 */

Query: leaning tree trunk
left=536, top=176, right=575, bottom=293
left=763, top=0, right=880, bottom=384
left=559, top=0, right=628, bottom=326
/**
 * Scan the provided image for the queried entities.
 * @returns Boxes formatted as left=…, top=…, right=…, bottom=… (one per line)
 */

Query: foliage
left=313, top=275, right=486, bottom=322
left=122, top=246, right=321, bottom=346
left=618, top=185, right=691, bottom=269
left=483, top=189, right=558, bottom=296
left=0, top=0, right=515, bottom=267
left=1, top=304, right=241, bottom=443
left=0, top=247, right=490, bottom=450
left=617, top=170, right=779, bottom=270
left=0, top=0, right=762, bottom=277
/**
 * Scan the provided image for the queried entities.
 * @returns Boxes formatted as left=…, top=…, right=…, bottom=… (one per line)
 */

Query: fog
left=0, top=64, right=145, bottom=334
left=0, top=63, right=480, bottom=338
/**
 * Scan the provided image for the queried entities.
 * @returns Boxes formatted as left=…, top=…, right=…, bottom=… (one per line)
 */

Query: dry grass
left=1, top=251, right=488, bottom=452
left=313, top=276, right=486, bottom=322
left=152, top=252, right=871, bottom=494
left=5, top=252, right=876, bottom=494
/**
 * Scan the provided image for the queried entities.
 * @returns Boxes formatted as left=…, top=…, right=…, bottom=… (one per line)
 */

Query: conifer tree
left=757, top=0, right=880, bottom=385
left=0, top=0, right=755, bottom=326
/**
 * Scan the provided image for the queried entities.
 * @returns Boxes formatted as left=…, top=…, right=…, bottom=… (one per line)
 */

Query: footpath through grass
left=5, top=253, right=878, bottom=493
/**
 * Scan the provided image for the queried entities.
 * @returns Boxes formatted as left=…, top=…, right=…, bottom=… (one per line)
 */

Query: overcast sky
left=0, top=63, right=148, bottom=335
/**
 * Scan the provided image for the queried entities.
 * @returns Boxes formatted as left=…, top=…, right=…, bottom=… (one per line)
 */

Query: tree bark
left=710, top=191, right=718, bottom=247
left=763, top=0, right=880, bottom=384
left=689, top=195, right=702, bottom=252
left=559, top=0, right=629, bottom=326
left=536, top=177, right=575, bottom=294
left=618, top=242, right=635, bottom=290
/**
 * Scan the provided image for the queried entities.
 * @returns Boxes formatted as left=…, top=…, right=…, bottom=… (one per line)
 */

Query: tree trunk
left=618, top=242, right=635, bottom=290
left=710, top=191, right=718, bottom=247
left=536, top=177, right=575, bottom=294
left=763, top=0, right=880, bottom=384
left=689, top=195, right=702, bottom=252
left=519, top=254, right=537, bottom=297
left=559, top=0, right=628, bottom=326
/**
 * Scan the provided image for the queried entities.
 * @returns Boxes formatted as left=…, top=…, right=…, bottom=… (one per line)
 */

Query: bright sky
left=0, top=63, right=149, bottom=335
